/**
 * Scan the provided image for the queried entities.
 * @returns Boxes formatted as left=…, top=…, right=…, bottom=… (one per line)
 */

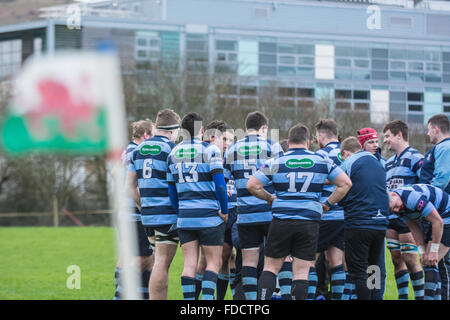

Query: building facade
left=0, top=0, right=449, bottom=125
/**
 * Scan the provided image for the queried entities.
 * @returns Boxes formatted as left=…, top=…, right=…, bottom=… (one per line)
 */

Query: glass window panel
left=408, top=104, right=423, bottom=112
left=137, top=50, right=147, bottom=58
left=227, top=53, right=237, bottom=61
left=215, top=63, right=235, bottom=74
left=298, top=88, right=314, bottom=98
left=444, top=74, right=450, bottom=83
left=443, top=63, right=450, bottom=73
left=335, top=68, right=352, bottom=80
left=297, top=44, right=314, bottom=55
left=187, top=51, right=208, bottom=61
left=372, top=59, right=388, bottom=69
left=186, top=40, right=207, bottom=51
left=443, top=94, right=450, bottom=103
left=150, top=39, right=160, bottom=47
left=408, top=114, right=424, bottom=123
left=336, top=58, right=351, bottom=67
left=216, top=40, right=237, bottom=51
left=372, top=48, right=388, bottom=59
left=390, top=49, right=407, bottom=59
left=424, top=50, right=440, bottom=61
left=297, top=67, right=314, bottom=77
left=259, top=42, right=277, bottom=53
left=426, top=63, right=441, bottom=71
left=353, top=70, right=370, bottom=80
left=240, top=98, right=257, bottom=106
left=390, top=92, right=406, bottom=101
left=407, top=50, right=424, bottom=60
left=354, top=90, right=370, bottom=100
left=425, top=73, right=441, bottom=83
left=278, top=66, right=296, bottom=76
left=408, top=62, right=423, bottom=70
left=137, top=38, right=147, bottom=46
left=408, top=72, right=424, bottom=82
left=355, top=103, right=369, bottom=110
left=390, top=103, right=406, bottom=112
left=390, top=61, right=406, bottom=70
left=335, top=46, right=352, bottom=56
left=335, top=89, right=351, bottom=99
left=259, top=65, right=277, bottom=75
left=278, top=87, right=295, bottom=97
left=336, top=102, right=351, bottom=109
left=278, top=44, right=296, bottom=54
left=354, top=59, right=370, bottom=68
left=298, top=100, right=314, bottom=108
left=408, top=92, right=423, bottom=101
left=279, top=56, right=296, bottom=64
left=298, top=56, right=314, bottom=66
left=259, top=54, right=276, bottom=64
left=353, top=47, right=369, bottom=57
left=240, top=86, right=257, bottom=95
left=390, top=72, right=406, bottom=81
left=372, top=71, right=388, bottom=80
left=444, top=52, right=450, bottom=62
left=217, top=53, right=226, bottom=61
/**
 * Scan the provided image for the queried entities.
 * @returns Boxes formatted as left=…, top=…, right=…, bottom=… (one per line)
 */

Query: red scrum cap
left=357, top=127, right=378, bottom=148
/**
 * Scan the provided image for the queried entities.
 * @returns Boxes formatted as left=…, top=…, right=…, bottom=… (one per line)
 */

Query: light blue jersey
left=254, top=148, right=343, bottom=221
left=129, top=135, right=176, bottom=227
left=316, top=142, right=344, bottom=221
left=167, top=138, right=225, bottom=229
left=420, top=138, right=450, bottom=194
left=393, top=184, right=450, bottom=225
left=122, top=141, right=140, bottom=221
left=224, top=134, right=283, bottom=225
left=385, top=146, right=423, bottom=220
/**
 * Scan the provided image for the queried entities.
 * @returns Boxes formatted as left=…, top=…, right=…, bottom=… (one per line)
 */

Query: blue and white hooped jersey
left=223, top=134, right=283, bottom=225
left=385, top=146, right=423, bottom=220
left=316, top=142, right=344, bottom=221
left=167, top=138, right=225, bottom=229
left=121, top=141, right=140, bottom=221
left=419, top=138, right=450, bottom=194
left=254, top=148, right=343, bottom=221
left=393, top=184, right=450, bottom=225
left=129, top=135, right=176, bottom=227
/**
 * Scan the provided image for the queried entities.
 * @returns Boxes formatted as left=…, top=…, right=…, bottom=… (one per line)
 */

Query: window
left=186, top=34, right=209, bottom=74
left=135, top=33, right=161, bottom=63
left=215, top=39, right=238, bottom=74
left=0, top=39, right=22, bottom=79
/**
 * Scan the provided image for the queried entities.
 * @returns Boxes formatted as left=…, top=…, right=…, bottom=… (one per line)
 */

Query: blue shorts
left=317, top=220, right=345, bottom=252
left=388, top=218, right=411, bottom=234
left=178, top=223, right=226, bottom=246
left=237, top=222, right=270, bottom=249
left=423, top=222, right=450, bottom=247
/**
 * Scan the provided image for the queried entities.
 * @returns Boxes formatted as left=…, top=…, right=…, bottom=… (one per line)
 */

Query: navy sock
left=242, top=266, right=258, bottom=300
left=216, top=272, right=229, bottom=300
left=330, top=264, right=346, bottom=300
left=424, top=267, right=438, bottom=300
left=194, top=272, right=203, bottom=300
left=257, top=271, right=277, bottom=300
left=395, top=269, right=409, bottom=300
left=307, top=267, right=317, bottom=300
left=113, top=267, right=120, bottom=300
left=202, top=270, right=218, bottom=300
left=229, top=268, right=236, bottom=298
left=435, top=270, right=442, bottom=300
left=292, top=280, right=309, bottom=300
left=410, top=270, right=424, bottom=300
left=278, top=261, right=293, bottom=300
left=141, top=270, right=151, bottom=300
left=181, top=276, right=197, bottom=300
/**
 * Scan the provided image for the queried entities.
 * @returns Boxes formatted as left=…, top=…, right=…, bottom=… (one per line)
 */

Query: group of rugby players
left=113, top=109, right=450, bottom=300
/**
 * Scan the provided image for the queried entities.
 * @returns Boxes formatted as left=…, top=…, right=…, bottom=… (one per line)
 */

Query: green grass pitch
left=0, top=226, right=410, bottom=300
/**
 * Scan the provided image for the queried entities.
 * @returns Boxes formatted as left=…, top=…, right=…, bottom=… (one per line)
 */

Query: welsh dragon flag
left=1, top=51, right=125, bottom=156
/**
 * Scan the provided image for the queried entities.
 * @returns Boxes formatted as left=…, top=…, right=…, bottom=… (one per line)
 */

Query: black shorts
left=317, top=220, right=345, bottom=252
left=423, top=223, right=450, bottom=247
left=178, top=223, right=226, bottom=246
left=136, top=221, right=153, bottom=256
left=237, top=222, right=270, bottom=249
left=388, top=218, right=411, bottom=234
left=265, top=218, right=319, bottom=261
left=154, top=224, right=179, bottom=245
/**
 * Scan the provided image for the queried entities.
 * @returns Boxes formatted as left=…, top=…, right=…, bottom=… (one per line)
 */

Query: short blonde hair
left=341, top=136, right=362, bottom=154
left=132, top=119, right=153, bottom=139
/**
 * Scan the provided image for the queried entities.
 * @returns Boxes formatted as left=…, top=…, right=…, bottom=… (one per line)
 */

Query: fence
left=0, top=198, right=113, bottom=227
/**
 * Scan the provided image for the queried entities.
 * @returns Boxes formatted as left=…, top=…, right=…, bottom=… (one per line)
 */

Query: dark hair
left=181, top=112, right=203, bottom=137
left=341, top=136, right=362, bottom=153
left=428, top=114, right=449, bottom=134
left=315, top=119, right=338, bottom=139
left=204, top=120, right=230, bottom=141
left=155, top=109, right=181, bottom=129
left=280, top=139, right=289, bottom=153
left=383, top=120, right=409, bottom=141
left=245, top=111, right=268, bottom=131
left=288, top=124, right=310, bottom=145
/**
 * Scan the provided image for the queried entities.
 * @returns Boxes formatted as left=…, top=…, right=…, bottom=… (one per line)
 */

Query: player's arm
left=247, top=176, right=275, bottom=207
left=323, top=167, right=352, bottom=213
left=125, top=170, right=141, bottom=212
left=424, top=209, right=444, bottom=266
left=212, top=170, right=229, bottom=223
left=432, top=147, right=450, bottom=190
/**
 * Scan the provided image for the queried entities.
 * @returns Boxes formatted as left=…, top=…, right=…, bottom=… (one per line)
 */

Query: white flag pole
left=100, top=42, right=141, bottom=300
